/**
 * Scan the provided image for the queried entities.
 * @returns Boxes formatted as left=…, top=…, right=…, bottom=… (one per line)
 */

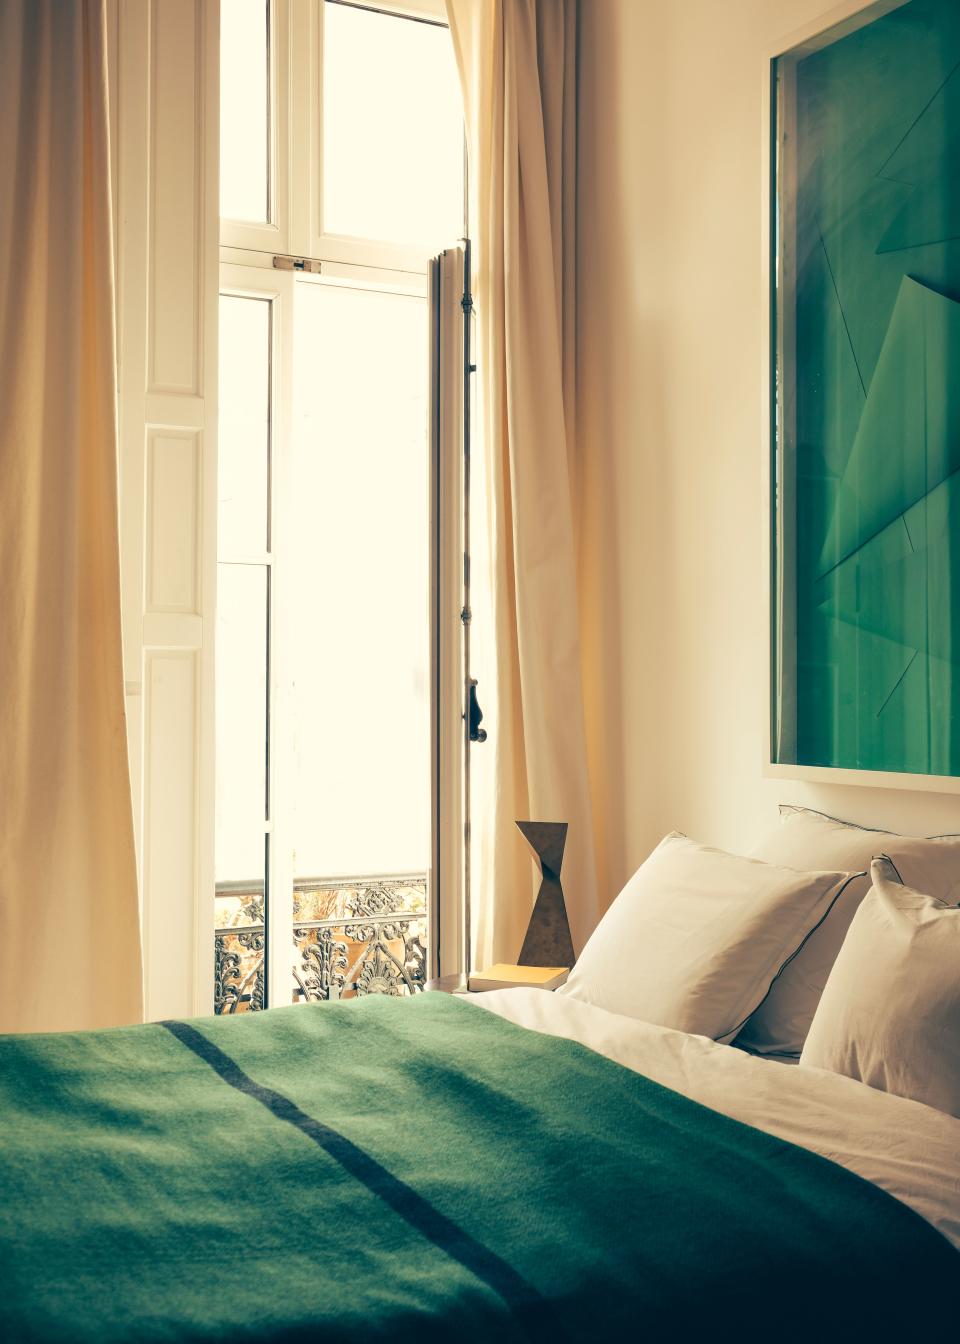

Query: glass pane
left=322, top=1, right=463, bottom=249
left=218, top=295, right=271, bottom=555
left=215, top=561, right=268, bottom=881
left=289, top=281, right=429, bottom=879
left=215, top=843, right=266, bottom=1015
left=215, top=924, right=266, bottom=1013
left=220, top=0, right=269, bottom=223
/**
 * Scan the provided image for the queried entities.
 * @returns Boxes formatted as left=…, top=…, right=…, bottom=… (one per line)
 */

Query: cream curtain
left=446, top=0, right=599, bottom=964
left=0, top=0, right=143, bottom=1032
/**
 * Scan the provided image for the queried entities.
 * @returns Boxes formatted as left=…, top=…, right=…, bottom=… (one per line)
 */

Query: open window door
left=429, top=242, right=476, bottom=983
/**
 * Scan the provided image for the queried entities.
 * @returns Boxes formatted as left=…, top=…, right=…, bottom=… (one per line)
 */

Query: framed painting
left=769, top=0, right=960, bottom=788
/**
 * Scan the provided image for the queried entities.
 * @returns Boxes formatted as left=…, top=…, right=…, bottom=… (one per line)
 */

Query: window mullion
left=263, top=270, right=296, bottom=1007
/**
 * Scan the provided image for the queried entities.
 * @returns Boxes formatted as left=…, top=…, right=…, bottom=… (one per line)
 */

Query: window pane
left=290, top=281, right=429, bottom=878
left=214, top=843, right=266, bottom=1015
left=215, top=562, right=269, bottom=882
left=218, top=295, right=270, bottom=555
left=221, top=0, right=269, bottom=223
left=322, top=2, right=463, bottom=249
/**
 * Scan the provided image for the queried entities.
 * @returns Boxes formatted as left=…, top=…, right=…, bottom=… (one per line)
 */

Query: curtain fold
left=0, top=0, right=143, bottom=1032
left=446, top=0, right=599, bottom=964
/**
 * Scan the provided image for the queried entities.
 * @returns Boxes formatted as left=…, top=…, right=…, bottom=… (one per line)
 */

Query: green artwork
left=773, top=0, right=960, bottom=776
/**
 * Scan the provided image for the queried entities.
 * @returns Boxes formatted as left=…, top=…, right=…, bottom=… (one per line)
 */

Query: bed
left=4, top=808, right=959, bottom=1339
left=1, top=987, right=957, bottom=1342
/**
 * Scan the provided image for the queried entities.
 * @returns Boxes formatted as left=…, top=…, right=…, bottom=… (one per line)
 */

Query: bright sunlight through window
left=220, top=0, right=269, bottom=223
left=322, top=2, right=464, bottom=248
left=215, top=0, right=466, bottom=1011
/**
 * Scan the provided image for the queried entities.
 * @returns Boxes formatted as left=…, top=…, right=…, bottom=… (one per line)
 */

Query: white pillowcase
left=738, top=806, right=960, bottom=1059
left=559, top=832, right=855, bottom=1042
left=800, top=857, right=960, bottom=1118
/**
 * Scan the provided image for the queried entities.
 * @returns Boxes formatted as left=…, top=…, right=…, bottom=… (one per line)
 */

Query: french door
left=214, top=249, right=469, bottom=1011
left=112, top=0, right=471, bottom=1021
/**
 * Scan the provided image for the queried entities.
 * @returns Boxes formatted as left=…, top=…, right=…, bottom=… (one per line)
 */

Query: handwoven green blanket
left=0, top=993, right=955, bottom=1341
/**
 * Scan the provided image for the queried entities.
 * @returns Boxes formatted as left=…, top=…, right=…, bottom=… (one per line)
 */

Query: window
left=219, top=0, right=270, bottom=224
left=288, top=282, right=430, bottom=882
left=214, top=294, right=272, bottom=1011
left=321, top=2, right=463, bottom=248
left=216, top=0, right=466, bottom=1012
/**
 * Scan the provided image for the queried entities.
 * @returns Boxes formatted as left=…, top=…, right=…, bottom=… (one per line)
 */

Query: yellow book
left=468, top=964, right=569, bottom=992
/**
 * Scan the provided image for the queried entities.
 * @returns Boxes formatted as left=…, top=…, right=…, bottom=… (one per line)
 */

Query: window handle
left=468, top=679, right=487, bottom=743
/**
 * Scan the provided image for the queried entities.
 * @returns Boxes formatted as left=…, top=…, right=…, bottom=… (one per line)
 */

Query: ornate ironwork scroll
left=214, top=892, right=265, bottom=1015
left=214, top=876, right=427, bottom=1013
left=293, top=876, right=427, bottom=1003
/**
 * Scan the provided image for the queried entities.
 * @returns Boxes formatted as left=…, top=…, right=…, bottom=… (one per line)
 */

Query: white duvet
left=473, top=988, right=960, bottom=1252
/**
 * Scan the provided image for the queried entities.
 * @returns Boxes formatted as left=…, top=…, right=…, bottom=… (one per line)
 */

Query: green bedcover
left=0, top=993, right=956, bottom=1342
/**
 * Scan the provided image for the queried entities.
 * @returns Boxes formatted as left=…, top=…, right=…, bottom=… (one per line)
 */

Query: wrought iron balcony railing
left=214, top=875, right=427, bottom=1014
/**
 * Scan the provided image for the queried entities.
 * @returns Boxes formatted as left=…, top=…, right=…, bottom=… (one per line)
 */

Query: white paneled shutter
left=115, top=0, right=219, bottom=1019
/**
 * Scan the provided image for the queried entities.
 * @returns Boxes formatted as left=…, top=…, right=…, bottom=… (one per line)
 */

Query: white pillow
left=738, top=806, right=960, bottom=1059
left=800, top=857, right=960, bottom=1118
left=559, top=832, right=855, bottom=1042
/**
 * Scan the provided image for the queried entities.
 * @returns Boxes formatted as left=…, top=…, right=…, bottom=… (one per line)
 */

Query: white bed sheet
left=473, top=988, right=960, bottom=1251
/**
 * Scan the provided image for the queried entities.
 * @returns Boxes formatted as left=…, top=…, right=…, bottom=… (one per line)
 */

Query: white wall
left=577, top=0, right=960, bottom=907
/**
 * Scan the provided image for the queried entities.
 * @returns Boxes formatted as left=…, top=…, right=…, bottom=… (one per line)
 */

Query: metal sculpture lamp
left=516, top=821, right=575, bottom=968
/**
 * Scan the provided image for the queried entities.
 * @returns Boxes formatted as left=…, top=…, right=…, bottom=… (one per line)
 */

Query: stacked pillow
left=737, top=806, right=960, bottom=1059
left=558, top=831, right=857, bottom=1043
left=558, top=806, right=960, bottom=1122
left=800, top=855, right=960, bottom=1118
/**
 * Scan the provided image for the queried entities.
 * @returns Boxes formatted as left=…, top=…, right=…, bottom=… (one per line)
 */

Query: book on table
left=468, top=964, right=569, bottom=992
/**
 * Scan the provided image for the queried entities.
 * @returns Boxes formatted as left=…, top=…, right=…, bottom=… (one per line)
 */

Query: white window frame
left=218, top=253, right=458, bottom=1008
left=216, top=0, right=467, bottom=1007
left=219, top=0, right=290, bottom=255
left=216, top=262, right=294, bottom=1003
left=112, top=0, right=465, bottom=1021
left=223, top=0, right=458, bottom=275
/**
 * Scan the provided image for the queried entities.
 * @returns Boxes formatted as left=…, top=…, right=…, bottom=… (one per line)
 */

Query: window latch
left=272, top=255, right=321, bottom=274
left=467, top=679, right=487, bottom=743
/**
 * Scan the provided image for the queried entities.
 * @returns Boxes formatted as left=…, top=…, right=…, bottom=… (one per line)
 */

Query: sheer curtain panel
left=0, top=0, right=143, bottom=1032
left=446, top=0, right=599, bottom=965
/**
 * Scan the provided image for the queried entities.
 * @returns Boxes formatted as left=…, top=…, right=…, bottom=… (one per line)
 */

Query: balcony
left=214, top=875, right=427, bottom=1013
